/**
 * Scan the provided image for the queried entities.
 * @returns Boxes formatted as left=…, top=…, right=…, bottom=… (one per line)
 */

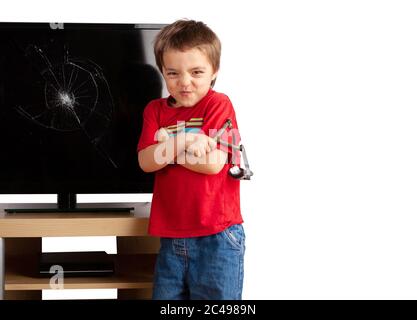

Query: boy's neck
left=167, top=96, right=177, bottom=107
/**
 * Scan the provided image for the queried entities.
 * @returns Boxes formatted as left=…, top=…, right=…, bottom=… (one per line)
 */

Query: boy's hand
left=156, top=127, right=170, bottom=142
left=186, top=133, right=217, bottom=158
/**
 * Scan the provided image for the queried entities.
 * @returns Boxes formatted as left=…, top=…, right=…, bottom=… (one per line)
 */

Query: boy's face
left=162, top=48, right=218, bottom=107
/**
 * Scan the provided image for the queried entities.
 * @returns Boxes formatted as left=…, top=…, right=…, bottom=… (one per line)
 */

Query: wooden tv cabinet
left=0, top=202, right=159, bottom=300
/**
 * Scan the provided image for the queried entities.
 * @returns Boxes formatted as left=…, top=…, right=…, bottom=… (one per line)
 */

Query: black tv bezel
left=0, top=22, right=167, bottom=30
left=0, top=21, right=166, bottom=201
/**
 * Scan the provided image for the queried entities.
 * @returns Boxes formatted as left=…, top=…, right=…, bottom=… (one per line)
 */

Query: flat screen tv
left=0, top=22, right=167, bottom=212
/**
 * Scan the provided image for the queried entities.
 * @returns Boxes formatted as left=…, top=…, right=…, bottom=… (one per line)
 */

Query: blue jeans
left=152, top=224, right=245, bottom=300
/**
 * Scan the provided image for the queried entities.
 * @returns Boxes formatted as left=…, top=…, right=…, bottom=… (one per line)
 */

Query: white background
left=2, top=0, right=417, bottom=299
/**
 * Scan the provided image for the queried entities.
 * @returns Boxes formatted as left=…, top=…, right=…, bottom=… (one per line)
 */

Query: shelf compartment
left=5, top=253, right=156, bottom=290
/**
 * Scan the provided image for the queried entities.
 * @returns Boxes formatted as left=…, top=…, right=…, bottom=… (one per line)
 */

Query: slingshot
left=213, top=119, right=254, bottom=180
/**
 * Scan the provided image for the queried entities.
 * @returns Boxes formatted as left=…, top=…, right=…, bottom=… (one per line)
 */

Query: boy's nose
left=179, top=74, right=191, bottom=86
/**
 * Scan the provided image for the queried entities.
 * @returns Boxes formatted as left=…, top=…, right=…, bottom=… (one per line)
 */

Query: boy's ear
left=210, top=70, right=219, bottom=88
left=211, top=71, right=218, bottom=82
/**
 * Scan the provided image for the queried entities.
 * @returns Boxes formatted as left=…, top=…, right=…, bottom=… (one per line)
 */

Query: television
left=0, top=22, right=167, bottom=213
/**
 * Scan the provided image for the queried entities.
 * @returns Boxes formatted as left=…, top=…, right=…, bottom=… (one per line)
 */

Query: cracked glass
left=0, top=24, right=163, bottom=193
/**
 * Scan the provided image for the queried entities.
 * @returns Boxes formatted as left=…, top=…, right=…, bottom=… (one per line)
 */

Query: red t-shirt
left=137, top=89, right=243, bottom=237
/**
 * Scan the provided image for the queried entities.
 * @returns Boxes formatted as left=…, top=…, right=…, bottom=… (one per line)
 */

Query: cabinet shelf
left=5, top=253, right=156, bottom=290
left=0, top=202, right=159, bottom=300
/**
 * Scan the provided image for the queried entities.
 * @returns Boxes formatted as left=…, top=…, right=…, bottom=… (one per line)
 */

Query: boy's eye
left=167, top=72, right=177, bottom=76
left=193, top=70, right=204, bottom=75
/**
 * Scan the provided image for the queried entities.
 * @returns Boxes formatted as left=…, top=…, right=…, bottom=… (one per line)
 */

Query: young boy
left=137, top=19, right=245, bottom=300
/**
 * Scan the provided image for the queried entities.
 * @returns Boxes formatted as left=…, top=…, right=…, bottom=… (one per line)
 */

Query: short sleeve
left=137, top=101, right=160, bottom=152
left=201, top=95, right=241, bottom=165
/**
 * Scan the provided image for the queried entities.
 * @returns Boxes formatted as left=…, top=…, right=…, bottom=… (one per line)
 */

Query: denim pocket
left=222, top=224, right=245, bottom=251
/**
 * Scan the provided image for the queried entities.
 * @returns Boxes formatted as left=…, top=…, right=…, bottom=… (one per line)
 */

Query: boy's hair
left=154, top=19, right=221, bottom=79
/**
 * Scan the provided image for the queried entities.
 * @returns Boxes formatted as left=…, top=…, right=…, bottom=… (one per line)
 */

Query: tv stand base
left=5, top=207, right=134, bottom=214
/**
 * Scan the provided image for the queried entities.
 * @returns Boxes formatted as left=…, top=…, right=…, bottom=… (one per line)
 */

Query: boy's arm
left=138, top=132, right=221, bottom=174
left=138, top=132, right=188, bottom=172
left=178, top=148, right=228, bottom=175
left=138, top=131, right=227, bottom=174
